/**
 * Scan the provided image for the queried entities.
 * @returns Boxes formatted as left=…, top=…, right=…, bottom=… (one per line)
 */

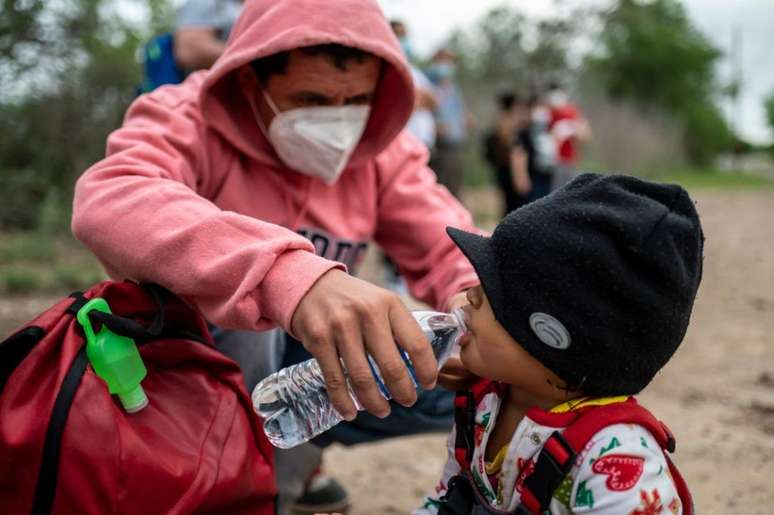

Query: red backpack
left=0, top=281, right=275, bottom=514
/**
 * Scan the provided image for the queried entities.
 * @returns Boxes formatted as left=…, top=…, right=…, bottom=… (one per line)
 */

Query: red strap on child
left=453, top=380, right=501, bottom=471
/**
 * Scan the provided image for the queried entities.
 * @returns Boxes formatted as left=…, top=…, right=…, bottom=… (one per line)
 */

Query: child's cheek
left=459, top=342, right=485, bottom=378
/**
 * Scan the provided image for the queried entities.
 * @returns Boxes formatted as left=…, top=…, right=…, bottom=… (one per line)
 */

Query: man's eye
left=293, top=95, right=329, bottom=106
left=347, top=95, right=372, bottom=105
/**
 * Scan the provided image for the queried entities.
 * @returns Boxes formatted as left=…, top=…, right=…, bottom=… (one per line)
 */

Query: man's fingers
left=313, top=343, right=357, bottom=420
left=389, top=301, right=437, bottom=390
left=363, top=309, right=417, bottom=408
left=334, top=317, right=390, bottom=417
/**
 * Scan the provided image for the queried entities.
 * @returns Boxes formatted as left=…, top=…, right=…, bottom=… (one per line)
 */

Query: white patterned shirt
left=415, top=386, right=684, bottom=515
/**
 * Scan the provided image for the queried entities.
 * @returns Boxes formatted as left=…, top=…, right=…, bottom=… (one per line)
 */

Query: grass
left=649, top=168, right=774, bottom=190
left=2, top=267, right=44, bottom=294
left=0, top=232, right=104, bottom=295
left=0, top=232, right=57, bottom=264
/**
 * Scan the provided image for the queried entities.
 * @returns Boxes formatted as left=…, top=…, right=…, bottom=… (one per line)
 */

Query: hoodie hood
left=199, top=0, right=415, bottom=167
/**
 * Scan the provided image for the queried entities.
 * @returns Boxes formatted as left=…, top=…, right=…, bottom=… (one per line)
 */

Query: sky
left=378, top=0, right=774, bottom=144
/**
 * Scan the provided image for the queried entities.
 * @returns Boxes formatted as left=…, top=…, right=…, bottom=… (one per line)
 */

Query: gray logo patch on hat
left=529, top=313, right=571, bottom=350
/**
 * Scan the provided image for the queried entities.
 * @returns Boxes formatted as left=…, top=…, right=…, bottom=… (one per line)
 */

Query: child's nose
left=466, top=286, right=483, bottom=308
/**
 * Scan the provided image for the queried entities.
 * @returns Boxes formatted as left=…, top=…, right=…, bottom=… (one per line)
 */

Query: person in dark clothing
left=513, top=94, right=558, bottom=204
left=483, top=92, right=526, bottom=216
left=484, top=92, right=556, bottom=216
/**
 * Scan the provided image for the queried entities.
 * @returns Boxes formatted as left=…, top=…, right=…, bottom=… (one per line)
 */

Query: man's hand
left=174, top=27, right=227, bottom=71
left=291, top=269, right=436, bottom=420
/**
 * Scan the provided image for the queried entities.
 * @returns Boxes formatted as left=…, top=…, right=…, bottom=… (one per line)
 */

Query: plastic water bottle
left=252, top=309, right=467, bottom=449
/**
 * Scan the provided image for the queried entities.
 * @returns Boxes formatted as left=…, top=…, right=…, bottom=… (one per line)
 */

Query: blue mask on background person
left=428, top=62, right=456, bottom=83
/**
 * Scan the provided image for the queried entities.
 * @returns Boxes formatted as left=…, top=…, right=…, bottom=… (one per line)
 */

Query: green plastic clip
left=77, top=298, right=149, bottom=413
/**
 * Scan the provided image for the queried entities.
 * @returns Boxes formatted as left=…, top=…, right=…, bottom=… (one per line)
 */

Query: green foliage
left=764, top=90, right=774, bottom=146
left=650, top=168, right=774, bottom=190
left=0, top=232, right=57, bottom=264
left=683, top=101, right=733, bottom=165
left=0, top=0, right=173, bottom=231
left=52, top=263, right=105, bottom=290
left=0, top=231, right=104, bottom=293
left=447, top=5, right=588, bottom=189
left=1, top=267, right=44, bottom=294
left=450, top=5, right=582, bottom=99
left=587, top=0, right=731, bottom=165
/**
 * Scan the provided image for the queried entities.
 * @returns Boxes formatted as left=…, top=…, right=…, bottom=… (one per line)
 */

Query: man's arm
left=73, top=89, right=438, bottom=420
left=72, top=84, right=340, bottom=335
left=174, top=27, right=226, bottom=71
left=510, top=145, right=531, bottom=196
left=173, top=0, right=230, bottom=70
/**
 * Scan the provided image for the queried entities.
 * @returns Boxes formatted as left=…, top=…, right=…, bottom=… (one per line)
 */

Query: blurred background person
left=546, top=81, right=591, bottom=190
left=518, top=92, right=559, bottom=202
left=426, top=49, right=469, bottom=199
left=174, top=0, right=243, bottom=72
left=483, top=91, right=524, bottom=215
left=484, top=91, right=557, bottom=216
left=383, top=20, right=439, bottom=295
left=391, top=19, right=438, bottom=152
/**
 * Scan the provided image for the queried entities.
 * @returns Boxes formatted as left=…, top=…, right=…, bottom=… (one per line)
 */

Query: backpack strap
left=453, top=390, right=475, bottom=471
left=32, top=347, right=89, bottom=515
left=519, top=400, right=693, bottom=515
left=453, top=380, right=502, bottom=471
left=66, top=283, right=176, bottom=343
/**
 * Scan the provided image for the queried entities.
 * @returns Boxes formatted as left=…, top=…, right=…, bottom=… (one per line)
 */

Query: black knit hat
left=447, top=173, right=704, bottom=396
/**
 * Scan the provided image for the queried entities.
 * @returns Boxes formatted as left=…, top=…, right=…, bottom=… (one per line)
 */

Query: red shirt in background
left=550, top=103, right=582, bottom=166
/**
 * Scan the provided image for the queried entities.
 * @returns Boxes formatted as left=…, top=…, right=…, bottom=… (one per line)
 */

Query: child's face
left=460, top=286, right=572, bottom=401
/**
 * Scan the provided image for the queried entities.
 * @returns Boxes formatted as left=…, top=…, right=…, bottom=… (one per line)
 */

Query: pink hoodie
left=72, top=0, right=478, bottom=332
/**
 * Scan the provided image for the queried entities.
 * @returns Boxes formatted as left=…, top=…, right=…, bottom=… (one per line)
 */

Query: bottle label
left=366, top=350, right=418, bottom=399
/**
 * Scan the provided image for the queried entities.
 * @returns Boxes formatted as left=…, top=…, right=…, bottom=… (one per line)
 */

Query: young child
left=416, top=173, right=703, bottom=515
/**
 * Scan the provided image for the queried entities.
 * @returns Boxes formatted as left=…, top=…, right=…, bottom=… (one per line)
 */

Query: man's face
left=392, top=22, right=407, bottom=39
left=252, top=49, right=382, bottom=127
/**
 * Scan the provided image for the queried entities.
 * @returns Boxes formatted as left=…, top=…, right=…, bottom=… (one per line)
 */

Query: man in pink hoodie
left=73, top=0, right=479, bottom=511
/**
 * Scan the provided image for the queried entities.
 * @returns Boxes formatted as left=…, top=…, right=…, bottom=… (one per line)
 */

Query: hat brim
left=446, top=227, right=505, bottom=321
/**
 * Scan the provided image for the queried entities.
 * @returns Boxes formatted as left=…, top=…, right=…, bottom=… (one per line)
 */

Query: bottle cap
left=119, top=385, right=149, bottom=413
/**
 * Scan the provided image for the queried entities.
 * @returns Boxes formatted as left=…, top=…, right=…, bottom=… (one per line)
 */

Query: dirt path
left=2, top=189, right=772, bottom=514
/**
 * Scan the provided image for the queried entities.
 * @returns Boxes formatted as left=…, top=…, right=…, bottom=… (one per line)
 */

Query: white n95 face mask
left=258, top=90, right=371, bottom=184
